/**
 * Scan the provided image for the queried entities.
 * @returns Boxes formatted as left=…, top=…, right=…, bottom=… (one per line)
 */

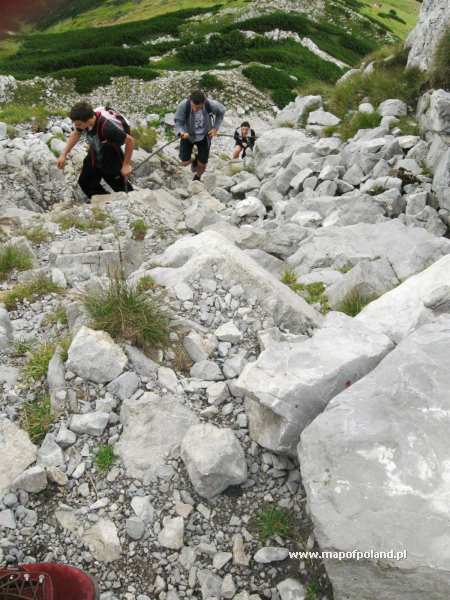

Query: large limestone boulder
left=274, top=95, right=322, bottom=127
left=356, top=254, right=450, bottom=343
left=181, top=424, right=247, bottom=498
left=253, top=128, right=314, bottom=179
left=299, top=318, right=450, bottom=600
left=66, top=326, right=127, bottom=384
left=406, top=0, right=450, bottom=71
left=116, top=393, right=199, bottom=480
left=145, top=231, right=321, bottom=334
left=287, top=220, right=450, bottom=280
left=235, top=312, right=393, bottom=455
left=0, top=418, right=37, bottom=495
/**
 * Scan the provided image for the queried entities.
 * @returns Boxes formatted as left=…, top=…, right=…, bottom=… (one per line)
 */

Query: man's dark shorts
left=179, top=136, right=210, bottom=164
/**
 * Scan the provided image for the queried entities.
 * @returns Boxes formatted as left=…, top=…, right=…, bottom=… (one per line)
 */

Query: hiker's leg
left=195, top=138, right=210, bottom=179
left=101, top=145, right=132, bottom=193
left=232, top=145, right=242, bottom=159
left=179, top=138, right=194, bottom=167
left=78, top=155, right=107, bottom=199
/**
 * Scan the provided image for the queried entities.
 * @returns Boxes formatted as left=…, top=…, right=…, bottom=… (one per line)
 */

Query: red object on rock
left=0, top=563, right=99, bottom=600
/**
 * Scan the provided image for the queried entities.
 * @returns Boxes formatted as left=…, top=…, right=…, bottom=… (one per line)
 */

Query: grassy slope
left=358, top=0, right=419, bottom=39
left=43, top=0, right=248, bottom=32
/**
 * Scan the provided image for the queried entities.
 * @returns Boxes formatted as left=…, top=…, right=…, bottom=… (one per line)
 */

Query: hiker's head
left=190, top=90, right=206, bottom=112
left=241, top=121, right=251, bottom=136
left=70, top=101, right=95, bottom=131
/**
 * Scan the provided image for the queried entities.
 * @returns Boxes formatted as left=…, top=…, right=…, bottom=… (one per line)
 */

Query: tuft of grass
left=131, top=219, right=149, bottom=241
left=44, top=305, right=68, bottom=326
left=395, top=115, right=419, bottom=136
left=81, top=270, right=170, bottom=351
left=428, top=26, right=450, bottom=91
left=21, top=394, right=55, bottom=444
left=14, top=338, right=35, bottom=356
left=338, top=290, right=376, bottom=316
left=137, top=275, right=156, bottom=292
left=305, top=580, right=321, bottom=600
left=53, top=208, right=111, bottom=232
left=19, top=226, right=53, bottom=244
left=171, top=342, right=193, bottom=374
left=199, top=72, right=224, bottom=90
left=325, top=110, right=382, bottom=141
left=2, top=276, right=62, bottom=311
left=133, top=126, right=157, bottom=152
left=24, top=341, right=56, bottom=381
left=95, top=444, right=116, bottom=472
left=254, top=505, right=294, bottom=543
left=0, top=245, right=33, bottom=281
left=281, top=270, right=329, bottom=313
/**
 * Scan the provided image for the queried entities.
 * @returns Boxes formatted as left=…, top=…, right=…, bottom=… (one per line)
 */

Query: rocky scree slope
left=1, top=9, right=450, bottom=600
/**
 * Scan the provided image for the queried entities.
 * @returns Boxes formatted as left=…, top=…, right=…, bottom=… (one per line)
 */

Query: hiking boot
left=193, top=174, right=202, bottom=181
left=191, top=157, right=198, bottom=173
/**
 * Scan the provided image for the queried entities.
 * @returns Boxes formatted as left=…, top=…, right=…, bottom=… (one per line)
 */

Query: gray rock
left=70, top=412, right=110, bottom=436
left=83, top=518, right=122, bottom=562
left=0, top=509, right=16, bottom=529
left=198, top=570, right=223, bottom=600
left=356, top=254, right=450, bottom=343
left=253, top=547, right=289, bottom=563
left=326, top=258, right=400, bottom=309
left=47, top=348, right=66, bottom=412
left=406, top=0, right=450, bottom=70
left=116, top=393, right=198, bottom=479
left=158, top=516, right=184, bottom=549
left=106, top=371, right=140, bottom=401
left=215, top=322, right=242, bottom=344
left=299, top=318, right=450, bottom=600
left=307, top=109, right=340, bottom=127
left=0, top=418, right=37, bottom=496
left=124, top=344, right=158, bottom=377
left=158, top=366, right=180, bottom=393
left=378, top=99, right=407, bottom=118
left=236, top=312, right=393, bottom=455
left=277, top=578, right=305, bottom=600
left=37, top=433, right=65, bottom=467
left=126, top=516, right=145, bottom=540
left=67, top=326, right=127, bottom=383
left=190, top=360, right=223, bottom=381
left=288, top=220, right=450, bottom=281
left=13, top=465, right=47, bottom=494
left=131, top=496, right=154, bottom=523
left=0, top=305, right=13, bottom=351
left=0, top=366, right=19, bottom=387
left=181, top=424, right=247, bottom=498
left=56, top=423, right=76, bottom=448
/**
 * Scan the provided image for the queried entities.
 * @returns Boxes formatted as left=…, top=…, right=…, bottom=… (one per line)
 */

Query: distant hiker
left=174, top=90, right=225, bottom=181
left=232, top=121, right=256, bottom=159
left=56, top=101, right=134, bottom=200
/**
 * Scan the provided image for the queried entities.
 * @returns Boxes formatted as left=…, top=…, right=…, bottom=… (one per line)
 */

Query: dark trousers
left=78, top=146, right=133, bottom=199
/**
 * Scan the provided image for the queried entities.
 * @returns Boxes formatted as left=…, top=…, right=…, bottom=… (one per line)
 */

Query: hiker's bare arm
left=57, top=131, right=81, bottom=169
left=121, top=134, right=134, bottom=177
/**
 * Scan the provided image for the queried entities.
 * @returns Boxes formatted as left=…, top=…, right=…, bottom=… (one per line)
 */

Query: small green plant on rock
left=53, top=207, right=112, bottom=232
left=21, top=394, right=54, bottom=444
left=281, top=270, right=329, bottom=313
left=81, top=270, right=170, bottom=351
left=338, top=289, right=376, bottom=316
left=137, top=275, right=156, bottom=292
left=24, top=341, right=56, bottom=380
left=14, top=338, right=35, bottom=356
left=2, top=276, right=62, bottom=310
left=95, top=444, right=116, bottom=472
left=131, top=219, right=148, bottom=241
left=254, top=504, right=294, bottom=543
left=0, top=245, right=33, bottom=281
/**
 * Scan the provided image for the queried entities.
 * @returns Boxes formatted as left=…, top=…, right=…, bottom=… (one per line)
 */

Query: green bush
left=338, top=290, right=376, bottom=316
left=243, top=65, right=296, bottom=108
left=254, top=505, right=294, bottom=543
left=326, top=110, right=382, bottom=140
left=133, top=126, right=157, bottom=152
left=81, top=271, right=170, bottom=351
left=52, top=65, right=160, bottom=93
left=199, top=73, right=224, bottom=90
left=429, top=27, right=450, bottom=90
left=95, top=444, right=116, bottom=472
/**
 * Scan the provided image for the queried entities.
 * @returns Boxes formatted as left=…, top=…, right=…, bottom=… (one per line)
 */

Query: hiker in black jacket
left=174, top=90, right=226, bottom=181
left=232, top=121, right=256, bottom=159
left=57, top=101, right=134, bottom=199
